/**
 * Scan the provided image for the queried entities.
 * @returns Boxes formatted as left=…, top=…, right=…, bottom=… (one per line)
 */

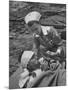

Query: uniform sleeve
left=59, top=45, right=66, bottom=58
left=33, top=34, right=40, bottom=49
left=51, top=27, right=61, bottom=45
left=32, top=26, right=43, bottom=50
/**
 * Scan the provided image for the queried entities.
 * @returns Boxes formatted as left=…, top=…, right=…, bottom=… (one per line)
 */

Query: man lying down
left=18, top=11, right=66, bottom=88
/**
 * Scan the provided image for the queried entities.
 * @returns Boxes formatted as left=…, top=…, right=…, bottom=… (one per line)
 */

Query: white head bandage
left=41, top=26, right=51, bottom=35
left=24, top=11, right=41, bottom=24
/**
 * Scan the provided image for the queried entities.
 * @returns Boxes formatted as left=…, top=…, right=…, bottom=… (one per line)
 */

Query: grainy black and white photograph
left=9, top=0, right=66, bottom=89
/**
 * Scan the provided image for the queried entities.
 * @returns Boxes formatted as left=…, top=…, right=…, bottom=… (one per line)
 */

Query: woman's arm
left=46, top=47, right=62, bottom=56
left=32, top=33, right=40, bottom=56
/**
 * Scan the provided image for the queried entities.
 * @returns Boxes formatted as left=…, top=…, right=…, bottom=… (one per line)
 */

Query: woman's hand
left=46, top=51, right=57, bottom=56
left=46, top=47, right=62, bottom=56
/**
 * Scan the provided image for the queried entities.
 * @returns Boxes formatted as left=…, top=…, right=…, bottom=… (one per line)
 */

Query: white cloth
left=24, top=11, right=41, bottom=24
left=19, top=69, right=29, bottom=88
left=19, top=76, right=29, bottom=88
left=21, top=51, right=34, bottom=67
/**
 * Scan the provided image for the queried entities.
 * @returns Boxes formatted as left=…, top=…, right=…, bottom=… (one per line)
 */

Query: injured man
left=19, top=50, right=66, bottom=88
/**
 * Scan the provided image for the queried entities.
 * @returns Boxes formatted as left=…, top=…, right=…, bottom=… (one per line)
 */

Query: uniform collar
left=41, top=26, right=51, bottom=35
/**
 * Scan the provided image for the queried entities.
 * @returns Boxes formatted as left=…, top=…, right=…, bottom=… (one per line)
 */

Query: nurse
left=24, top=11, right=65, bottom=62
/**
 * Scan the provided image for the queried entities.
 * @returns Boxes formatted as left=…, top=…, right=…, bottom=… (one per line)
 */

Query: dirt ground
left=9, top=1, right=66, bottom=77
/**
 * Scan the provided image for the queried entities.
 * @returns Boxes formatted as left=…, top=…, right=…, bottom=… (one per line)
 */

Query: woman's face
left=30, top=23, right=41, bottom=35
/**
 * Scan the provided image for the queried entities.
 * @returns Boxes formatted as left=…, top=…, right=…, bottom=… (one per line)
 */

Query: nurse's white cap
left=24, top=11, right=41, bottom=24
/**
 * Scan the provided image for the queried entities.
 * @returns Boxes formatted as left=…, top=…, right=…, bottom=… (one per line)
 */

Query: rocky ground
left=9, top=1, right=66, bottom=77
